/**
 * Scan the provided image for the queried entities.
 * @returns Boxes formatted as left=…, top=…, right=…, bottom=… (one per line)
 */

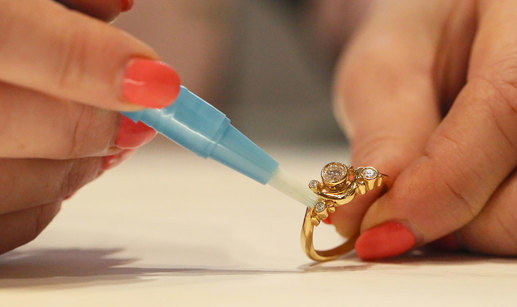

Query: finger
left=455, top=169, right=517, bottom=255
left=356, top=0, right=517, bottom=260
left=331, top=0, right=470, bottom=237
left=0, top=158, right=101, bottom=215
left=55, top=0, right=132, bottom=21
left=0, top=0, right=180, bottom=111
left=0, top=83, right=155, bottom=158
left=0, top=202, right=61, bottom=255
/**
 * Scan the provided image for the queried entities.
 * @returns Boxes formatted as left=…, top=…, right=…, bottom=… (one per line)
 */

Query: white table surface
left=0, top=143, right=516, bottom=306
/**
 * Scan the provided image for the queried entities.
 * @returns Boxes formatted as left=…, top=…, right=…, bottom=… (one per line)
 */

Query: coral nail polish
left=116, top=116, right=156, bottom=149
left=102, top=149, right=136, bottom=171
left=121, top=0, right=134, bottom=11
left=122, top=59, right=181, bottom=108
left=355, top=221, right=416, bottom=260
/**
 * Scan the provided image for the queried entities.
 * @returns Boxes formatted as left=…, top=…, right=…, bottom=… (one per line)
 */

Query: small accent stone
left=362, top=168, right=378, bottom=180
left=321, top=162, right=347, bottom=184
left=314, top=201, right=326, bottom=213
left=308, top=180, right=319, bottom=190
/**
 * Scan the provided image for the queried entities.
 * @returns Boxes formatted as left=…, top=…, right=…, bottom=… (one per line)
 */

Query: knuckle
left=421, top=143, right=481, bottom=221
left=474, top=59, right=517, bottom=115
left=59, top=158, right=100, bottom=198
left=471, top=76, right=517, bottom=154
left=440, top=177, right=478, bottom=221
left=351, top=132, right=421, bottom=164
left=66, top=105, right=119, bottom=158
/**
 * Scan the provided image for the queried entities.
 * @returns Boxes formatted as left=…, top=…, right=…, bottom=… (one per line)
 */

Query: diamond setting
left=314, top=201, right=326, bottom=213
left=308, top=180, right=319, bottom=190
left=321, top=162, right=347, bottom=184
left=361, top=167, right=378, bottom=180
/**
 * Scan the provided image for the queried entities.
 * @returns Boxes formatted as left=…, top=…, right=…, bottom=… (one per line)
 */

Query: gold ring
left=301, top=162, right=386, bottom=262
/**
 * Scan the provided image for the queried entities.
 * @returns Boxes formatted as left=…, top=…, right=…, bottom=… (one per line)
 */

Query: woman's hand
left=0, top=0, right=180, bottom=254
left=332, top=0, right=517, bottom=260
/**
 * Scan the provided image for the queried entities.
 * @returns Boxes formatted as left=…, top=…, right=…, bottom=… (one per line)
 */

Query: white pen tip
left=267, top=167, right=318, bottom=207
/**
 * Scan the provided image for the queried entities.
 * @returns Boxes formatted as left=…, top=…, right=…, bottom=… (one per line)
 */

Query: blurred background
left=114, top=0, right=372, bottom=147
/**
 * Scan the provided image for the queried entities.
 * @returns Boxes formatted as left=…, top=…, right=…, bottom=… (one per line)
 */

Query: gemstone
left=321, top=162, right=347, bottom=184
left=308, top=180, right=319, bottom=189
left=314, top=201, right=326, bottom=213
left=362, top=167, right=378, bottom=180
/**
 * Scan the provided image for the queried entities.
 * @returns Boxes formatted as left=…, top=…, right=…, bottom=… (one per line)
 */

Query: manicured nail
left=355, top=221, right=416, bottom=260
left=116, top=116, right=156, bottom=149
left=102, top=149, right=136, bottom=171
left=122, top=59, right=181, bottom=108
left=430, top=234, right=460, bottom=251
left=121, top=0, right=134, bottom=11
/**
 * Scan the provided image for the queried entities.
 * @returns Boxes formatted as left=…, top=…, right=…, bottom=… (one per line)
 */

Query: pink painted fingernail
left=122, top=59, right=181, bottom=108
left=102, top=149, right=136, bottom=171
left=116, top=116, right=156, bottom=149
left=121, top=0, right=134, bottom=11
left=355, top=221, right=416, bottom=260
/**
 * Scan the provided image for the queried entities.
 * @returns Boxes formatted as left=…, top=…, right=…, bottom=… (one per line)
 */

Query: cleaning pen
left=123, top=77, right=317, bottom=207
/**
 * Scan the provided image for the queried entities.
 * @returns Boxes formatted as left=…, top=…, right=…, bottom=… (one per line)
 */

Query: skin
left=0, top=0, right=157, bottom=254
left=332, top=0, right=517, bottom=255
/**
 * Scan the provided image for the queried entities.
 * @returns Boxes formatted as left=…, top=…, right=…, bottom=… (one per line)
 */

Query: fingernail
left=430, top=234, right=460, bottom=251
left=121, top=0, right=134, bottom=11
left=102, top=149, right=136, bottom=171
left=122, top=59, right=181, bottom=108
left=116, top=116, right=156, bottom=149
left=355, top=221, right=416, bottom=260
left=322, top=216, right=332, bottom=225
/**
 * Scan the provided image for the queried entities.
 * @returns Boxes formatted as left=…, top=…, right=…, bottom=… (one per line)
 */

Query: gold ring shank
left=301, top=208, right=358, bottom=262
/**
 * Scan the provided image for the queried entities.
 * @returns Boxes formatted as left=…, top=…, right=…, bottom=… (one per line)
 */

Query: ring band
left=301, top=162, right=385, bottom=262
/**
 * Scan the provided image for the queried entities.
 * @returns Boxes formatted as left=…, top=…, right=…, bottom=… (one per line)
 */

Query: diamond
left=321, top=162, right=347, bottom=184
left=314, top=201, right=326, bottom=213
left=308, top=180, right=319, bottom=190
left=362, top=167, right=378, bottom=180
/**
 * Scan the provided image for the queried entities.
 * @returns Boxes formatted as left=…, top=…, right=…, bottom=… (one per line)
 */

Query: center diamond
left=321, top=162, right=347, bottom=184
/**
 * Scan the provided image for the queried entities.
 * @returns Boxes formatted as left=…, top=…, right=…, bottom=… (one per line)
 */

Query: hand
left=332, top=0, right=517, bottom=260
left=0, top=0, right=180, bottom=254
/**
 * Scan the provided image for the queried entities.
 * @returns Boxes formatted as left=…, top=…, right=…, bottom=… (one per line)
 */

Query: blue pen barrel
left=122, top=86, right=279, bottom=184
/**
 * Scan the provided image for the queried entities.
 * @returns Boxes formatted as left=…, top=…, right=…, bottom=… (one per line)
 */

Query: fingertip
left=115, top=116, right=157, bottom=149
left=355, top=221, right=416, bottom=260
left=122, top=59, right=181, bottom=109
left=55, top=0, right=129, bottom=21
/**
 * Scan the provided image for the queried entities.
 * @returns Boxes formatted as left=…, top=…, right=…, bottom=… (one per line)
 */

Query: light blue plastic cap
left=122, top=86, right=278, bottom=184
